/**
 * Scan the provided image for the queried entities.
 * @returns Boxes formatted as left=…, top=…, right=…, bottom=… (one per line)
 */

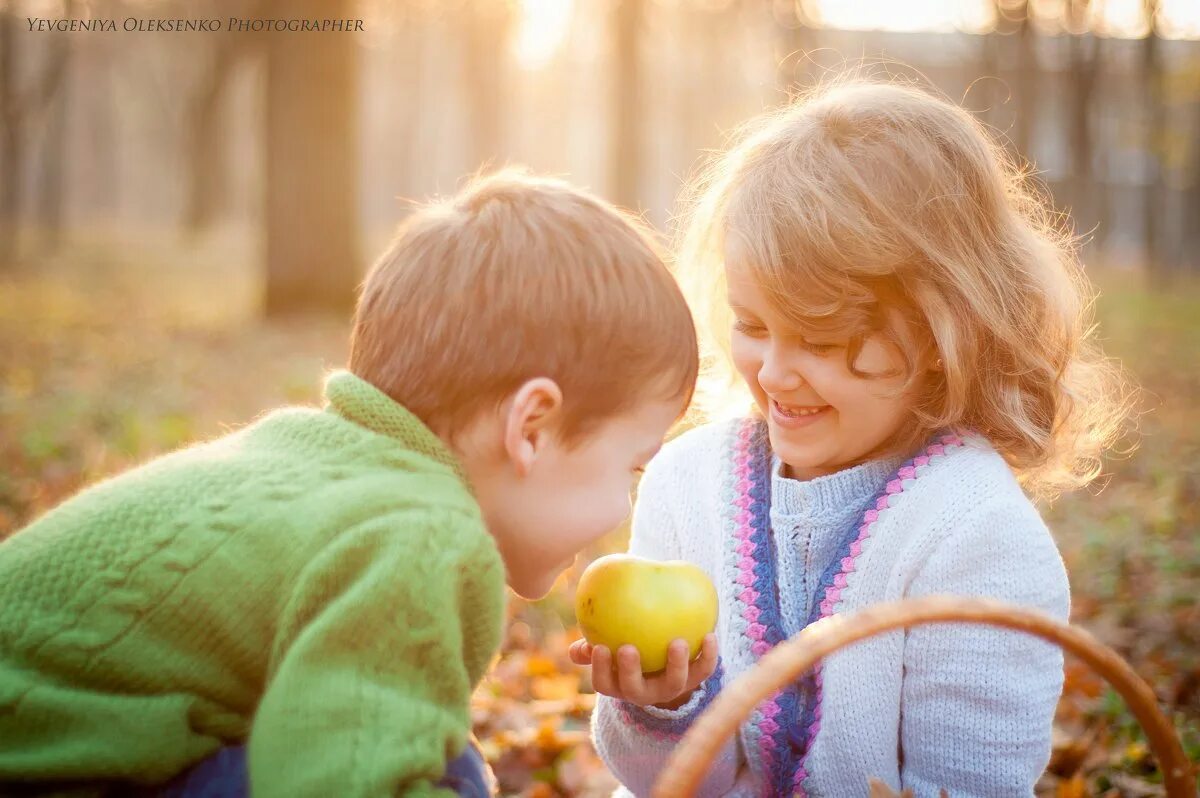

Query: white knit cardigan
left=591, top=417, right=1070, bottom=798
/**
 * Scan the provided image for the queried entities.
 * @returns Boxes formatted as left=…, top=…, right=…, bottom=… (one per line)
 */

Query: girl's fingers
left=616, top=645, right=647, bottom=701
left=591, top=645, right=616, bottom=696
left=687, top=634, right=719, bottom=690
left=588, top=638, right=716, bottom=705
left=567, top=639, right=592, bottom=665
left=661, top=639, right=690, bottom=697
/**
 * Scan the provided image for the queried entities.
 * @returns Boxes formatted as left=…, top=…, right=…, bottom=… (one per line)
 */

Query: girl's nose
left=758, top=341, right=804, bottom=394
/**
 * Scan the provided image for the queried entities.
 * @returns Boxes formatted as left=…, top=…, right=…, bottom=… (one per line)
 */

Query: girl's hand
left=568, top=634, right=719, bottom=709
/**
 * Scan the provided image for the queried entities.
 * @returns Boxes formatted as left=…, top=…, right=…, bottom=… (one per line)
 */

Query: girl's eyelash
left=734, top=319, right=840, bottom=353
left=802, top=341, right=839, bottom=354
left=733, top=319, right=766, bottom=335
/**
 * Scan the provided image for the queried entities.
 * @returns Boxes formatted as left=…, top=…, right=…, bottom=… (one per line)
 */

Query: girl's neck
left=772, top=452, right=907, bottom=518
left=780, top=433, right=923, bottom=481
left=781, top=452, right=899, bottom=482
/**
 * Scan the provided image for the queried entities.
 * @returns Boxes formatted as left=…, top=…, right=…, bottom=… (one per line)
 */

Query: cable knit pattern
left=591, top=417, right=1070, bottom=798
left=770, top=451, right=906, bottom=637
left=0, top=370, right=506, bottom=798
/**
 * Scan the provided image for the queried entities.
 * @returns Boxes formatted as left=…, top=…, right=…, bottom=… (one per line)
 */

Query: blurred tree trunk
left=611, top=0, right=642, bottom=210
left=1189, top=163, right=1200, bottom=275
left=462, top=0, right=511, bottom=173
left=1142, top=0, right=1166, bottom=283
left=36, top=19, right=73, bottom=253
left=979, top=30, right=1001, bottom=131
left=0, top=9, right=21, bottom=264
left=1188, top=101, right=1200, bottom=274
left=394, top=4, right=423, bottom=201
left=1067, top=28, right=1100, bottom=246
left=1012, top=0, right=1038, bottom=164
left=184, top=36, right=252, bottom=235
left=1, top=3, right=72, bottom=264
left=263, top=0, right=359, bottom=317
left=1092, top=36, right=1111, bottom=253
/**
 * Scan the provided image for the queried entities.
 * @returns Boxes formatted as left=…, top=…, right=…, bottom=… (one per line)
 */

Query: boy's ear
left=503, top=377, right=564, bottom=477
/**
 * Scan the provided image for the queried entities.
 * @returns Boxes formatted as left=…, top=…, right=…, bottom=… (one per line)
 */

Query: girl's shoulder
left=902, top=430, right=1034, bottom=514
left=885, top=432, right=1070, bottom=615
left=888, top=431, right=1064, bottom=568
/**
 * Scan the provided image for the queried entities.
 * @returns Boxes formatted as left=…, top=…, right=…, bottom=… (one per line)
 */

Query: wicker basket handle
left=651, top=596, right=1195, bottom=797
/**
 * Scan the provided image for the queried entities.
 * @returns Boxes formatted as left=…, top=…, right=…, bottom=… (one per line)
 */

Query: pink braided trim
left=733, top=425, right=768, bottom=652
left=730, top=424, right=785, bottom=791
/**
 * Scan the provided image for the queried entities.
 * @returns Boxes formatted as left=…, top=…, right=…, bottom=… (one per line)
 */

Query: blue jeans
left=155, top=742, right=492, bottom=798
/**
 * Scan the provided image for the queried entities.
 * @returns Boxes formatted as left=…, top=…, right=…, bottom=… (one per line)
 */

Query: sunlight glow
left=1160, top=0, right=1200, bottom=39
left=1090, top=0, right=1150, bottom=37
left=514, top=0, right=575, bottom=70
left=510, top=0, right=1199, bottom=71
left=805, top=0, right=1197, bottom=37
left=806, top=0, right=997, bottom=34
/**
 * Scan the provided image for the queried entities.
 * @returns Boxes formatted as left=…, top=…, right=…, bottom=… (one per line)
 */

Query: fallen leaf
left=1055, top=773, right=1087, bottom=798
left=867, top=777, right=913, bottom=797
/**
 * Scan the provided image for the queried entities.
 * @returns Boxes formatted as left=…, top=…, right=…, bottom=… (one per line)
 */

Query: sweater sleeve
left=899, top=502, right=1070, bottom=798
left=248, top=509, right=503, bottom=798
left=590, top=448, right=741, bottom=798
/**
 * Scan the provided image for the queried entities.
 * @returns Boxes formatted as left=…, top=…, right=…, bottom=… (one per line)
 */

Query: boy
left=0, top=170, right=698, bottom=796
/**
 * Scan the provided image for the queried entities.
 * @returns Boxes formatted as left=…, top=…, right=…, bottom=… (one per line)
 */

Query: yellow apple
left=575, top=554, right=718, bottom=673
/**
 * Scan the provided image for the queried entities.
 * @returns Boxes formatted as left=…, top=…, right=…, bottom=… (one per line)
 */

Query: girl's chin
left=766, top=433, right=833, bottom=477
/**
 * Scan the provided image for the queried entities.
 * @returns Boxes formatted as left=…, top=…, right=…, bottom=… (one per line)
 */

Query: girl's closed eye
left=732, top=318, right=767, bottom=337
left=734, top=317, right=840, bottom=355
left=799, top=339, right=841, bottom=355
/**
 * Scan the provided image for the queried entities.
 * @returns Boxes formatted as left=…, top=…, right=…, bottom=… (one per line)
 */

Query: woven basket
left=651, top=596, right=1195, bottom=797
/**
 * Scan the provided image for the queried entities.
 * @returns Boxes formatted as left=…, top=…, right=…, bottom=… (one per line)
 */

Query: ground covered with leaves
left=2, top=236, right=1197, bottom=796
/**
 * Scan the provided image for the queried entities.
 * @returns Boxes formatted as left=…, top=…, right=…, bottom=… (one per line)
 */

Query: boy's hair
left=678, top=73, right=1136, bottom=501
left=350, top=169, right=698, bottom=445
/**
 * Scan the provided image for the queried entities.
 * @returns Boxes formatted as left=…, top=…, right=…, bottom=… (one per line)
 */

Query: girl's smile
left=769, top=398, right=831, bottom=429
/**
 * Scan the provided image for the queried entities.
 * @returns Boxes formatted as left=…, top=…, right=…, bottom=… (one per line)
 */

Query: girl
left=571, top=78, right=1133, bottom=797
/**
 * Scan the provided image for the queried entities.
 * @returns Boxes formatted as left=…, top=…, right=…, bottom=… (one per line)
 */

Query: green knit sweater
left=0, top=371, right=507, bottom=797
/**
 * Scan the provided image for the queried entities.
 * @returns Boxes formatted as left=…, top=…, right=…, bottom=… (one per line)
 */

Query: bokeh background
left=2, top=0, right=1198, bottom=794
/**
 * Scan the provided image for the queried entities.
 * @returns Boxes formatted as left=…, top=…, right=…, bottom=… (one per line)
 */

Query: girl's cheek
left=730, top=338, right=762, bottom=379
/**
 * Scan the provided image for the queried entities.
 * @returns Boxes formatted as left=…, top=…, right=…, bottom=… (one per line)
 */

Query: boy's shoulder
left=245, top=405, right=473, bottom=492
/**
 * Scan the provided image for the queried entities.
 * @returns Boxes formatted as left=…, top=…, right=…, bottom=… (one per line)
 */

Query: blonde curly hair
left=677, top=75, right=1137, bottom=502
